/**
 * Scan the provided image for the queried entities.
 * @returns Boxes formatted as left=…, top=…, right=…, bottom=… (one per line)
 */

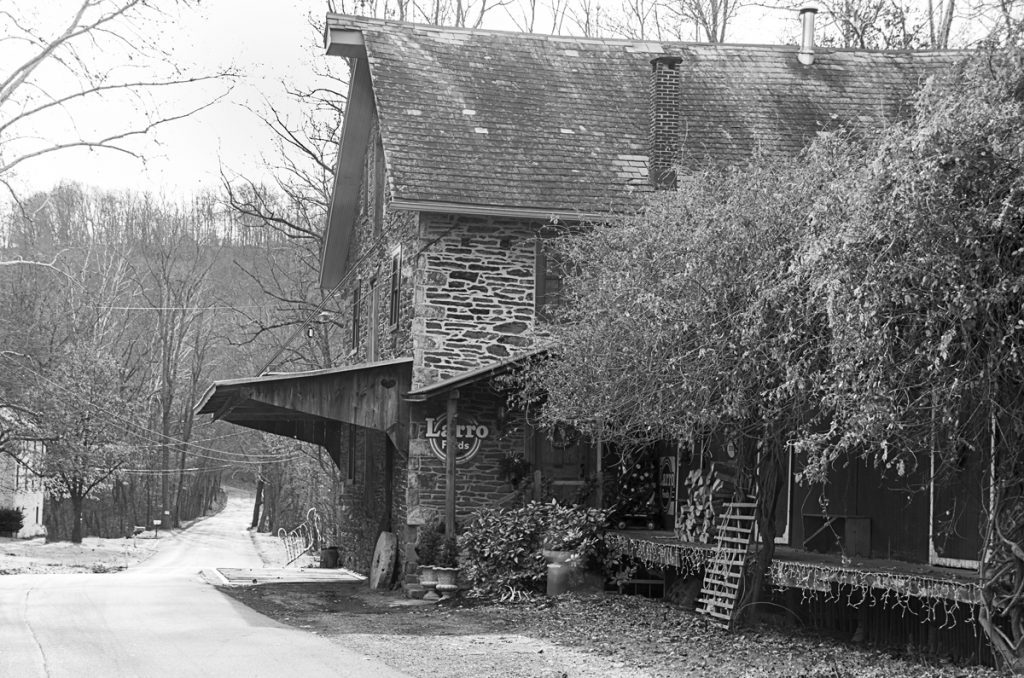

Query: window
left=367, top=277, right=379, bottom=361
left=350, top=285, right=361, bottom=351
left=535, top=241, right=568, bottom=320
left=347, top=424, right=356, bottom=482
left=388, top=247, right=402, bottom=328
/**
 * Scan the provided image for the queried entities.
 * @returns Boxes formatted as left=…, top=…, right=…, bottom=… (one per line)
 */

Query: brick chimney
left=649, top=55, right=684, bottom=190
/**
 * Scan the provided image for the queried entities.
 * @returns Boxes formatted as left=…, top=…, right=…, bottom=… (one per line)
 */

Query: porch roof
left=405, top=347, right=549, bottom=402
left=195, top=358, right=414, bottom=450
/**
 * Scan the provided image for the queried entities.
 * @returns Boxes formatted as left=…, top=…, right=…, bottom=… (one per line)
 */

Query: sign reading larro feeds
left=425, top=414, right=489, bottom=463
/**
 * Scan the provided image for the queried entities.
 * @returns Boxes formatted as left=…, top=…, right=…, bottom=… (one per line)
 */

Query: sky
left=3, top=0, right=329, bottom=200
left=2, top=0, right=798, bottom=202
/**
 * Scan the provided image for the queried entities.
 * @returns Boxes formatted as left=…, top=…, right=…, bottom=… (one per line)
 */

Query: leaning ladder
left=696, top=500, right=757, bottom=628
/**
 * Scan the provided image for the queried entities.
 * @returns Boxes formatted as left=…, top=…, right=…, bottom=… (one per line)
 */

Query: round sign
left=425, top=413, right=489, bottom=464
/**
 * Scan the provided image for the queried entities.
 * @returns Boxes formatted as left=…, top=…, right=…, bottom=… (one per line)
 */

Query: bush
left=437, top=535, right=459, bottom=568
left=0, top=507, right=24, bottom=534
left=459, top=500, right=606, bottom=599
left=415, top=519, right=444, bottom=566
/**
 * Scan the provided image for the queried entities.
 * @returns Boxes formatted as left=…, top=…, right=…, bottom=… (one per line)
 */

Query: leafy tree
left=802, top=47, right=1024, bottom=670
left=516, top=138, right=862, bottom=619
left=525, top=39, right=1024, bottom=665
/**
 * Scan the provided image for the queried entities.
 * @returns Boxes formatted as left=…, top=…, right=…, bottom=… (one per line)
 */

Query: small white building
left=0, top=408, right=46, bottom=538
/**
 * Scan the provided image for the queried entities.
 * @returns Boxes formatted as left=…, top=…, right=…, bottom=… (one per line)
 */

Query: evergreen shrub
left=0, top=507, right=24, bottom=535
left=459, top=500, right=606, bottom=599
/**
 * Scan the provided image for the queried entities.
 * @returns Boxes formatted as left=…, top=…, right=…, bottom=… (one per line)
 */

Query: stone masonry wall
left=330, top=425, right=408, bottom=577
left=347, top=119, right=417, bottom=365
left=406, top=380, right=529, bottom=531
left=411, top=213, right=542, bottom=390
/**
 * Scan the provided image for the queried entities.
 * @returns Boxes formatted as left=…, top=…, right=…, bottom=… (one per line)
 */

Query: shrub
left=415, top=520, right=444, bottom=566
left=0, top=507, right=24, bottom=534
left=459, top=500, right=606, bottom=599
left=437, top=536, right=459, bottom=568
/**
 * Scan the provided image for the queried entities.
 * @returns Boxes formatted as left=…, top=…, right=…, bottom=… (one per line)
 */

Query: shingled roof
left=326, top=14, right=961, bottom=216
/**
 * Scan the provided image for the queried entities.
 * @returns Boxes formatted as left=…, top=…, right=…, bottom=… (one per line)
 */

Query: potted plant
left=433, top=536, right=460, bottom=599
left=542, top=525, right=587, bottom=564
left=539, top=504, right=606, bottom=596
left=416, top=521, right=443, bottom=596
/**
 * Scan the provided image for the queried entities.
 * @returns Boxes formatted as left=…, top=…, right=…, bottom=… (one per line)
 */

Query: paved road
left=0, top=488, right=412, bottom=678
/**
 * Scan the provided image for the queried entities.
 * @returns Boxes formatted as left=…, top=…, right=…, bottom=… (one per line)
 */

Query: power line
left=89, top=304, right=286, bottom=311
left=0, top=354, right=312, bottom=464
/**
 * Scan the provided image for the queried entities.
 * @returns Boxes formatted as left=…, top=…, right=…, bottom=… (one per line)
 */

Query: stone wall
left=347, top=119, right=418, bottom=365
left=329, top=425, right=408, bottom=577
left=406, top=380, right=529, bottom=531
left=332, top=124, right=556, bottom=573
left=411, top=213, right=542, bottom=390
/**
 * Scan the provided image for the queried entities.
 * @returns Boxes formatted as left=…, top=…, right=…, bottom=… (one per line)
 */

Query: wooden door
left=533, top=425, right=597, bottom=506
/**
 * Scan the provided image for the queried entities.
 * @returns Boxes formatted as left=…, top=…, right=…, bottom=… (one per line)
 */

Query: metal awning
left=195, top=358, right=413, bottom=451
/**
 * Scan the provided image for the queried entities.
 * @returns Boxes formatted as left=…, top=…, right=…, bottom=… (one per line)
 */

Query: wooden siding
left=790, top=454, right=931, bottom=563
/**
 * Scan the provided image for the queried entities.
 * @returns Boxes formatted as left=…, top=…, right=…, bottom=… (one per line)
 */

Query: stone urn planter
left=418, top=565, right=439, bottom=600
left=433, top=566, right=460, bottom=600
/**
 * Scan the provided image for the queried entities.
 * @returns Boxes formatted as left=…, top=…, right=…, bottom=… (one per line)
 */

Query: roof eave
left=324, top=25, right=366, bottom=58
left=388, top=198, right=617, bottom=223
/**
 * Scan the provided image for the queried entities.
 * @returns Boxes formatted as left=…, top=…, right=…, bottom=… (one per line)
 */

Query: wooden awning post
left=445, top=390, right=459, bottom=536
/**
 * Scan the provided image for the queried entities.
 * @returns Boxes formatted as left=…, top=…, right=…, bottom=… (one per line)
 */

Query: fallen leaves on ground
left=223, top=583, right=1001, bottom=678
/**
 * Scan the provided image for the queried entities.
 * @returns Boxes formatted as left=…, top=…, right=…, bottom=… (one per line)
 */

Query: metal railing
left=278, top=507, right=322, bottom=567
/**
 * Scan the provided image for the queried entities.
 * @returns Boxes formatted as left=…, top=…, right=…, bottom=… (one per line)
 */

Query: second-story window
left=535, top=241, right=568, bottom=321
left=367, top=276, right=379, bottom=361
left=388, top=247, right=401, bottom=328
left=350, top=284, right=361, bottom=351
left=347, top=424, right=356, bottom=482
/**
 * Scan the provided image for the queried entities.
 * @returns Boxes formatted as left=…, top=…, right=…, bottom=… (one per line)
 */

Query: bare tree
left=0, top=1, right=233, bottom=198
left=330, top=0, right=508, bottom=26
left=662, top=0, right=748, bottom=42
left=221, top=51, right=348, bottom=372
left=556, top=0, right=606, bottom=36
left=930, top=0, right=957, bottom=45
left=808, top=0, right=928, bottom=48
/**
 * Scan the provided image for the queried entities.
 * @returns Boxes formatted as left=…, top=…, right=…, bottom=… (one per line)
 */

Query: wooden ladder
left=696, top=500, right=756, bottom=628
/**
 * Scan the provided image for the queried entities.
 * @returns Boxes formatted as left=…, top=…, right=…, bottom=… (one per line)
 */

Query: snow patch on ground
left=0, top=534, right=164, bottom=574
